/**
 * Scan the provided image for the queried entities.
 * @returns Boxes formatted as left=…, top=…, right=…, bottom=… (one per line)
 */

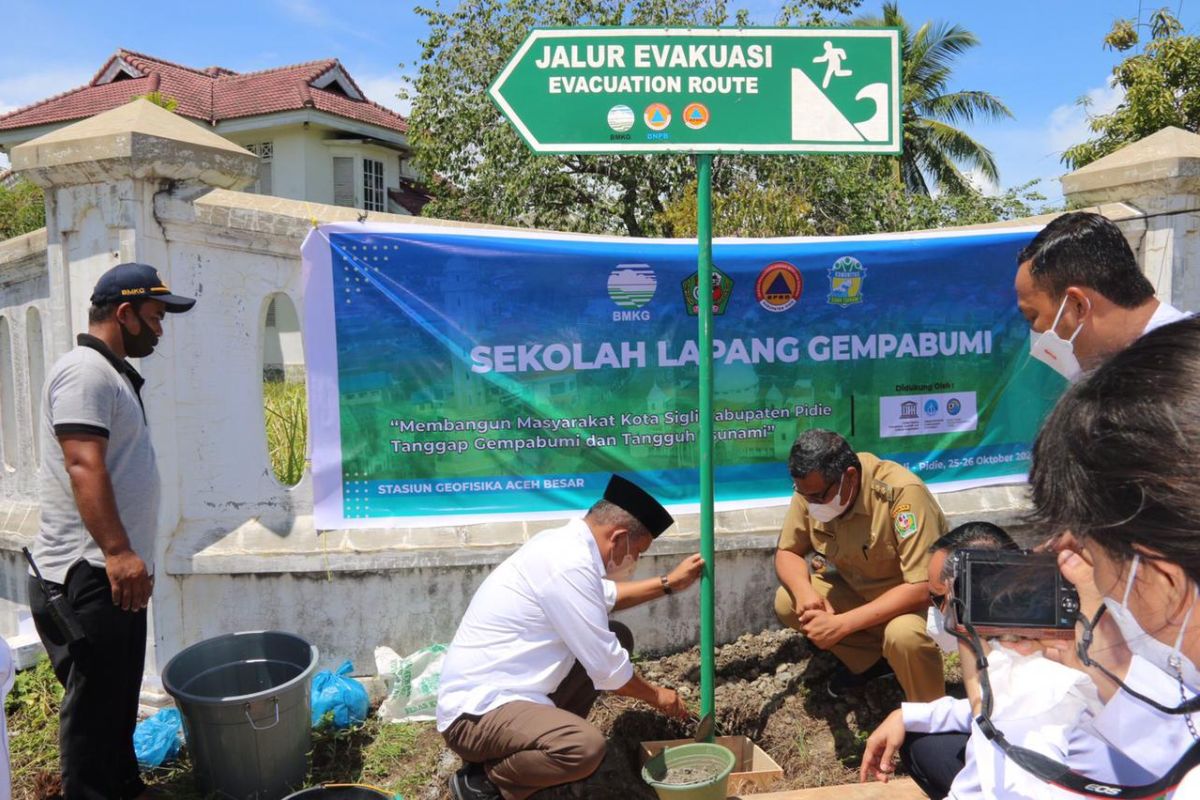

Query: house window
left=244, top=141, right=273, bottom=196
left=333, top=157, right=355, bottom=207
left=363, top=158, right=385, bottom=212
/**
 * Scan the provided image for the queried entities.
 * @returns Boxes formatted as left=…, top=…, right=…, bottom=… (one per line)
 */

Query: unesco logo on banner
left=608, top=264, right=656, bottom=321
left=881, top=392, right=979, bottom=439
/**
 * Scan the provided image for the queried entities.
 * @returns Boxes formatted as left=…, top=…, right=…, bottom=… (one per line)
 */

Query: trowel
left=644, top=712, right=715, bottom=781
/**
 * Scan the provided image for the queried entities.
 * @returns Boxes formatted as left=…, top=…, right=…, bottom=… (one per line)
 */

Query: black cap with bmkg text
left=603, top=475, right=674, bottom=538
left=90, top=262, right=196, bottom=312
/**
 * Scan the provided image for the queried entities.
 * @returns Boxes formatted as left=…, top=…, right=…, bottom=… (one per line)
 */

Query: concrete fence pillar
left=1063, top=126, right=1200, bottom=311
left=11, top=99, right=258, bottom=675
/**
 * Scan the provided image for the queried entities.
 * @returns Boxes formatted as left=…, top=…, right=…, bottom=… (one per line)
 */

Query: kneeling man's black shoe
left=449, top=762, right=501, bottom=800
left=826, top=658, right=896, bottom=698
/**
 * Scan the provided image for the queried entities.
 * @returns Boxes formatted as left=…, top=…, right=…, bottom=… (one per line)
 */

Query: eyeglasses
left=794, top=477, right=840, bottom=505
left=929, top=591, right=948, bottom=610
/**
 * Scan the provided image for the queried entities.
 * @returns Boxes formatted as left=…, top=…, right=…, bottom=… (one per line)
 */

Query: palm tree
left=855, top=2, right=1013, bottom=196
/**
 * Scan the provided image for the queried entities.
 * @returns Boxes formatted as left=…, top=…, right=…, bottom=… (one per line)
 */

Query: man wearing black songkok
left=437, top=475, right=705, bottom=800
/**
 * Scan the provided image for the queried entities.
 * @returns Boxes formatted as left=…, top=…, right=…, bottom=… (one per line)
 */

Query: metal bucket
left=163, top=630, right=319, bottom=800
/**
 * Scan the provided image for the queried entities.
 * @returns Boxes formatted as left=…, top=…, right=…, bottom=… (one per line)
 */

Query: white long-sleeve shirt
left=435, top=518, right=631, bottom=732
left=901, top=647, right=1152, bottom=799
left=1089, top=655, right=1199, bottom=799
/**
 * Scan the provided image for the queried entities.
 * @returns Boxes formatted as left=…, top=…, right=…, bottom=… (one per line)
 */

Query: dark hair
left=788, top=429, right=861, bottom=482
left=1029, top=315, right=1200, bottom=585
left=1017, top=212, right=1154, bottom=308
left=586, top=499, right=651, bottom=541
left=930, top=521, right=1019, bottom=584
left=88, top=302, right=119, bottom=324
left=930, top=521, right=1018, bottom=554
left=88, top=297, right=148, bottom=325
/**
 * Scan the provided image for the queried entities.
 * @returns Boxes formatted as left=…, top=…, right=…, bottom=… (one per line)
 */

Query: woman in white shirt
left=862, top=316, right=1200, bottom=799
left=1024, top=315, right=1200, bottom=798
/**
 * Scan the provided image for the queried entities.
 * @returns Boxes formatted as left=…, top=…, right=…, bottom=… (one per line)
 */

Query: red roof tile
left=0, top=49, right=407, bottom=135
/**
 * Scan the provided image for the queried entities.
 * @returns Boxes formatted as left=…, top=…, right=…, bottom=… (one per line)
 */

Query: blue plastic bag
left=311, top=660, right=369, bottom=729
left=134, top=708, right=183, bottom=768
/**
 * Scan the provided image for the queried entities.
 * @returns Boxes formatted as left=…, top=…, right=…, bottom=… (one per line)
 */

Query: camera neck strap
left=956, top=609, right=1200, bottom=799
left=1075, top=606, right=1200, bottom=716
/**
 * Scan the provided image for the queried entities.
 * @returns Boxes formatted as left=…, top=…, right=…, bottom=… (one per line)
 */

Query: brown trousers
left=775, top=573, right=945, bottom=702
left=441, top=622, right=633, bottom=800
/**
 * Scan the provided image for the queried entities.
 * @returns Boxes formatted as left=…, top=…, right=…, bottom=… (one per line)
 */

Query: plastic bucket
left=641, top=742, right=737, bottom=800
left=283, top=785, right=391, bottom=799
left=163, top=630, right=319, bottom=800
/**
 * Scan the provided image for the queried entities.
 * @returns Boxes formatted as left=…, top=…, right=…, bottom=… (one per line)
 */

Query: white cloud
left=353, top=72, right=413, bottom=116
left=965, top=166, right=999, bottom=196
left=0, top=66, right=93, bottom=116
left=1046, top=79, right=1126, bottom=155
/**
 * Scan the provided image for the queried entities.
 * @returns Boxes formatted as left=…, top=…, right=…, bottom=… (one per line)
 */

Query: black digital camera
left=950, top=549, right=1080, bottom=640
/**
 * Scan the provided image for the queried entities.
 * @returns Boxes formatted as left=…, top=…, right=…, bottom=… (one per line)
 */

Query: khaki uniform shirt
left=778, top=453, right=946, bottom=601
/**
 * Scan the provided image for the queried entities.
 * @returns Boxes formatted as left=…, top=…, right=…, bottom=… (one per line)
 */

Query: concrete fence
left=1, top=101, right=1198, bottom=694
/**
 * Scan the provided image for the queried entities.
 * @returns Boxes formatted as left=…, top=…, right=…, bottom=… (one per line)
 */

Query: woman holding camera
left=862, top=316, right=1200, bottom=798
left=1027, top=314, right=1200, bottom=797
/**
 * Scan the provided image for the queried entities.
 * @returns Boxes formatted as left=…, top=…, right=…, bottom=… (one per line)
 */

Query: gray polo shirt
left=32, top=335, right=160, bottom=584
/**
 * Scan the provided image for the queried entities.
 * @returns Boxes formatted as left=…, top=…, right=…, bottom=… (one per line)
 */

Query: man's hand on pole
left=667, top=554, right=705, bottom=593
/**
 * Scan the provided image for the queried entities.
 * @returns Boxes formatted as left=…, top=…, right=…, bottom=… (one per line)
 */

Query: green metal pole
left=696, top=153, right=715, bottom=739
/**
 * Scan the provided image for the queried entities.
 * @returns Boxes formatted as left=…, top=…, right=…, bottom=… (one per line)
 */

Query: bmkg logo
left=827, top=256, right=866, bottom=307
left=608, top=264, right=656, bottom=321
left=924, top=399, right=940, bottom=416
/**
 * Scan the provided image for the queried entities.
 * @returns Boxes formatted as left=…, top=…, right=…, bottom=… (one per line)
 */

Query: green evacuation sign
left=490, top=27, right=901, bottom=155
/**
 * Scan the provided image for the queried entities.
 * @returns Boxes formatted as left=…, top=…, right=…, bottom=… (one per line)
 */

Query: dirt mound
left=423, top=627, right=961, bottom=799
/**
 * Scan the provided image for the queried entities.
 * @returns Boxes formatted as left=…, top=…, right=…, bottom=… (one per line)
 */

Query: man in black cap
left=437, top=475, right=705, bottom=800
left=29, top=262, right=194, bottom=800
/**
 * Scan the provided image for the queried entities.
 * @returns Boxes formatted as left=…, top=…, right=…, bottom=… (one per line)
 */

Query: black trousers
left=900, top=731, right=970, bottom=800
left=29, top=561, right=148, bottom=800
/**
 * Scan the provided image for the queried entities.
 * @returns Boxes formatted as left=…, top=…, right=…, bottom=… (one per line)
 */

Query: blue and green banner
left=301, top=223, right=1062, bottom=529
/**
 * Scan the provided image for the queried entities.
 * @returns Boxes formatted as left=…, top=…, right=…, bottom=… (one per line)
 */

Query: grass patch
left=8, top=658, right=64, bottom=799
left=10, top=657, right=444, bottom=799
left=263, top=379, right=308, bottom=486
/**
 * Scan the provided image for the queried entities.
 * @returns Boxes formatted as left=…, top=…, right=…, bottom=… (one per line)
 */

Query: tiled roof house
left=0, top=49, right=428, bottom=214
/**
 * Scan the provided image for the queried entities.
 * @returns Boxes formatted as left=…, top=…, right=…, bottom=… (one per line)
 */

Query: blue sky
left=2, top=0, right=1195, bottom=204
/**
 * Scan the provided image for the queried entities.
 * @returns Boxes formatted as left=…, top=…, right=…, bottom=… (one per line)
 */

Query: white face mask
left=1030, top=295, right=1087, bottom=381
left=808, top=475, right=850, bottom=523
left=1104, top=554, right=1200, bottom=690
left=605, top=534, right=637, bottom=581
left=926, top=605, right=958, bottom=654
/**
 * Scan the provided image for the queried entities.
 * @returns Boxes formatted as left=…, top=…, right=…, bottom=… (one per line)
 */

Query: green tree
left=853, top=2, right=1012, bottom=195
left=0, top=179, right=46, bottom=240
left=659, top=155, right=1046, bottom=238
left=1062, top=9, right=1200, bottom=169
left=132, top=91, right=180, bottom=112
left=407, top=0, right=860, bottom=236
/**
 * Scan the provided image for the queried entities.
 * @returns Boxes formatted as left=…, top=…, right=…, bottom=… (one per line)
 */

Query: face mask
left=1103, top=555, right=1200, bottom=690
left=1030, top=295, right=1088, bottom=381
left=808, top=475, right=849, bottom=523
left=605, top=534, right=637, bottom=581
left=926, top=605, right=958, bottom=654
left=119, top=307, right=159, bottom=358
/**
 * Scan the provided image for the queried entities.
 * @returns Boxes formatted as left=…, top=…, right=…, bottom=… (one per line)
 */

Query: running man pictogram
left=813, top=40, right=852, bottom=89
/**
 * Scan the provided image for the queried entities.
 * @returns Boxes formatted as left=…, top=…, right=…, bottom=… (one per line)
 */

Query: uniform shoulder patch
left=891, top=503, right=918, bottom=539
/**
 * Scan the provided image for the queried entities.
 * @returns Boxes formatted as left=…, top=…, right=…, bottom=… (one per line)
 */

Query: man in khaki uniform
left=774, top=429, right=946, bottom=702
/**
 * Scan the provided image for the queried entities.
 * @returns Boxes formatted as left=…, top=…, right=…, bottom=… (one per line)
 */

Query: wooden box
left=640, top=736, right=783, bottom=795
